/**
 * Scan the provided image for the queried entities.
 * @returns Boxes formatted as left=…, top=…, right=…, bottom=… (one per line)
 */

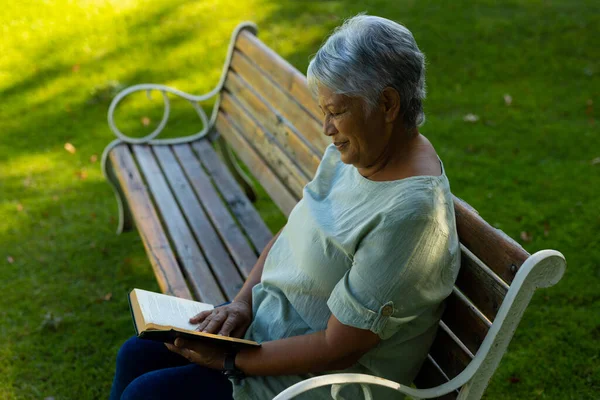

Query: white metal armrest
left=273, top=250, right=566, bottom=400
left=101, top=22, right=258, bottom=234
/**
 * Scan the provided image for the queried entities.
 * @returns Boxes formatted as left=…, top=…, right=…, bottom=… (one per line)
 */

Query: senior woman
left=110, top=14, right=460, bottom=400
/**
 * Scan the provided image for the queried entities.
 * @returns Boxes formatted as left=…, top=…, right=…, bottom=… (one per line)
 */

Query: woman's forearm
left=233, top=227, right=283, bottom=305
left=235, top=330, right=362, bottom=376
left=235, top=316, right=379, bottom=376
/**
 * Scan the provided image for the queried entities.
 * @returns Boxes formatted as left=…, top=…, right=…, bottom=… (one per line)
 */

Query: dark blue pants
left=110, top=336, right=233, bottom=400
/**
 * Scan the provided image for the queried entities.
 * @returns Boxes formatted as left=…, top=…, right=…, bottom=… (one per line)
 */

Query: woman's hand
left=165, top=338, right=226, bottom=370
left=189, top=300, right=252, bottom=338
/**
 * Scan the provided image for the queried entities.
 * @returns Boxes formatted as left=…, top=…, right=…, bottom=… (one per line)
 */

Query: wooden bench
left=102, top=22, right=566, bottom=400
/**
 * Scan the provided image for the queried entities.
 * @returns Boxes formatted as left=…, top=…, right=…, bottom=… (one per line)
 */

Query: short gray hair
left=307, top=14, right=427, bottom=129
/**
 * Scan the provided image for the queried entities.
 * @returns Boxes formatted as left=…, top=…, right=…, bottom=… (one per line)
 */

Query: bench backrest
left=215, top=28, right=531, bottom=397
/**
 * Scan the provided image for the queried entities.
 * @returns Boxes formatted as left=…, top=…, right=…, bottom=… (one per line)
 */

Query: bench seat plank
left=153, top=145, right=244, bottom=300
left=133, top=145, right=226, bottom=305
left=178, top=142, right=264, bottom=277
left=109, top=144, right=192, bottom=300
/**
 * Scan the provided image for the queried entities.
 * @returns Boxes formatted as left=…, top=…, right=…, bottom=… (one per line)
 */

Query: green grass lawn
left=1, top=0, right=598, bottom=398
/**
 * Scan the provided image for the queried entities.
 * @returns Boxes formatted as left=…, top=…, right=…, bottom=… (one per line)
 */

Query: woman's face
left=317, top=85, right=391, bottom=168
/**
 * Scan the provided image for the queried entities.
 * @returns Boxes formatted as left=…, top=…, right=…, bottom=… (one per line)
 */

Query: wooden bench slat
left=236, top=31, right=323, bottom=126
left=153, top=145, right=244, bottom=300
left=413, top=356, right=458, bottom=399
left=224, top=70, right=321, bottom=179
left=192, top=140, right=274, bottom=254
left=428, top=325, right=473, bottom=380
left=455, top=246, right=509, bottom=322
left=220, top=91, right=309, bottom=197
left=109, top=145, right=192, bottom=299
left=215, top=111, right=298, bottom=216
left=133, top=145, right=226, bottom=305
left=174, top=143, right=262, bottom=278
left=441, top=289, right=491, bottom=356
left=454, top=197, right=529, bottom=284
left=229, top=50, right=329, bottom=153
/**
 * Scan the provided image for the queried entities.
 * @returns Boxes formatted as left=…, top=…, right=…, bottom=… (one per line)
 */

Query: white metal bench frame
left=103, top=22, right=566, bottom=400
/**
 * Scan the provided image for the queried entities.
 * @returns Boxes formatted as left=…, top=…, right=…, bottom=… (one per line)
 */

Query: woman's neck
left=357, top=129, right=422, bottom=181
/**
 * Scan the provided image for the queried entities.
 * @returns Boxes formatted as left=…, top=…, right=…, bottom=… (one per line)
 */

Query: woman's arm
left=171, top=312, right=380, bottom=375
left=235, top=313, right=381, bottom=376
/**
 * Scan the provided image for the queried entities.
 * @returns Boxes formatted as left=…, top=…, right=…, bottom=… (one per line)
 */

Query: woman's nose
left=323, top=116, right=337, bottom=137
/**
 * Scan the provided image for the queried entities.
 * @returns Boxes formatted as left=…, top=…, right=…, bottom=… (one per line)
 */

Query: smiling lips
left=334, top=141, right=349, bottom=148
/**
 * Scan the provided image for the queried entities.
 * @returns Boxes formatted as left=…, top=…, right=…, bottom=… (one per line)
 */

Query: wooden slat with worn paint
left=173, top=143, right=262, bottom=279
left=109, top=144, right=192, bottom=300
left=132, top=145, right=226, bottom=305
left=428, top=326, right=474, bottom=381
left=454, top=197, right=529, bottom=284
left=153, top=145, right=244, bottom=300
left=235, top=30, right=322, bottom=124
left=191, top=140, right=274, bottom=254
left=413, top=356, right=458, bottom=399
left=455, top=246, right=509, bottom=322
left=230, top=50, right=329, bottom=153
left=220, top=91, right=309, bottom=197
left=224, top=70, right=321, bottom=178
left=215, top=111, right=298, bottom=216
left=441, top=289, right=491, bottom=356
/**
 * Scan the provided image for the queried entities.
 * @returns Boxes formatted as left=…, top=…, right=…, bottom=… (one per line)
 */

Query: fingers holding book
left=190, top=301, right=252, bottom=338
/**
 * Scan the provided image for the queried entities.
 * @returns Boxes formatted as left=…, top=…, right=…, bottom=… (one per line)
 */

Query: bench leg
left=102, top=143, right=134, bottom=234
left=216, top=136, right=258, bottom=202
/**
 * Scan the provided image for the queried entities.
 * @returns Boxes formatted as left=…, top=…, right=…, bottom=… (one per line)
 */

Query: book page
left=134, top=289, right=214, bottom=331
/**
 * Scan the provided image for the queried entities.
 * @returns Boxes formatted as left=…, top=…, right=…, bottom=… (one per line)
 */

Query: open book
left=128, top=288, right=260, bottom=349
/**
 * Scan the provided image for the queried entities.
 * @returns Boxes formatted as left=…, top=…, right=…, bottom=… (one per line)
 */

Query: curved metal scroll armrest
left=272, top=250, right=567, bottom=400
left=106, top=21, right=258, bottom=146
left=101, top=22, right=258, bottom=234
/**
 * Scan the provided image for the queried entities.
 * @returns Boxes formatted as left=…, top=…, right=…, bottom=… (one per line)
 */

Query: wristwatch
left=223, top=352, right=245, bottom=382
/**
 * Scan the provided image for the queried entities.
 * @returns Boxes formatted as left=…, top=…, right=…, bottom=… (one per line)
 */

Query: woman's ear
left=380, top=87, right=401, bottom=123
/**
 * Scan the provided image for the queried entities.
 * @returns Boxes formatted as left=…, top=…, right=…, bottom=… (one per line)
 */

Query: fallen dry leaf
left=141, top=116, right=151, bottom=126
left=504, top=94, right=513, bottom=106
left=16, top=203, right=24, bottom=212
left=509, top=375, right=521, bottom=384
left=591, top=157, right=600, bottom=165
left=463, top=113, right=479, bottom=123
left=104, top=292, right=113, bottom=301
left=520, top=231, right=532, bottom=242
left=543, top=222, right=551, bottom=237
left=64, top=143, right=76, bottom=154
left=586, top=99, right=593, bottom=116
left=75, top=170, right=88, bottom=180
left=7, top=256, right=14, bottom=264
left=23, top=175, right=33, bottom=187
left=90, top=154, right=98, bottom=163
left=72, top=64, right=80, bottom=73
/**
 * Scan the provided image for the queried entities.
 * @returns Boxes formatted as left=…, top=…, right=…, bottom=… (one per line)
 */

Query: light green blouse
left=233, top=144, right=461, bottom=400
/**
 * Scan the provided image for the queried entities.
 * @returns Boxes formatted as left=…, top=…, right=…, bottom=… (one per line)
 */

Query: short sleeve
left=327, top=215, right=451, bottom=340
